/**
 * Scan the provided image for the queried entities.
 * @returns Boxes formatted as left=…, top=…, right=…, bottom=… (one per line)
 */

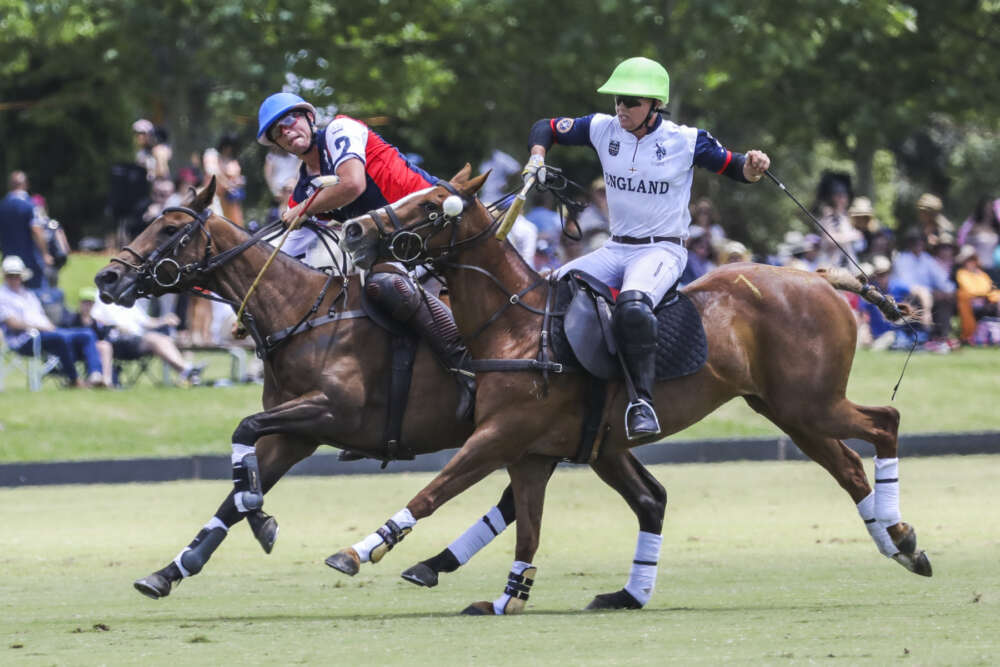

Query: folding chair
left=0, top=328, right=62, bottom=392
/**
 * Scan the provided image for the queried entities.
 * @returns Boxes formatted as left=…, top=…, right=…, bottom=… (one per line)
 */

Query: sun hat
left=2, top=255, right=33, bottom=280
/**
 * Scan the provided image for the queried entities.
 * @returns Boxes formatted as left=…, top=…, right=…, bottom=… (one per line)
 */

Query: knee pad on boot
left=614, top=290, right=657, bottom=350
left=366, top=272, right=421, bottom=322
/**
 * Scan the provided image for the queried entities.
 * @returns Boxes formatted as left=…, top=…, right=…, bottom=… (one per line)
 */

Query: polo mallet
left=495, top=172, right=537, bottom=241
left=235, top=175, right=341, bottom=326
left=764, top=168, right=915, bottom=398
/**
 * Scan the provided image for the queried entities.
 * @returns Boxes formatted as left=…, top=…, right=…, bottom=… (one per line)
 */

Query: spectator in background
left=563, top=178, right=611, bottom=261
left=814, top=172, right=861, bottom=268
left=478, top=149, right=522, bottom=205
left=929, top=232, right=958, bottom=278
left=865, top=227, right=894, bottom=265
left=680, top=226, right=715, bottom=284
left=0, top=256, right=107, bottom=387
left=847, top=196, right=881, bottom=257
left=858, top=255, right=915, bottom=350
left=719, top=239, right=751, bottom=264
left=525, top=192, right=564, bottom=271
left=689, top=196, right=726, bottom=243
left=75, top=287, right=204, bottom=386
left=780, top=231, right=821, bottom=272
left=264, top=144, right=301, bottom=206
left=0, top=171, right=50, bottom=289
left=133, top=119, right=172, bottom=182
left=915, top=192, right=954, bottom=244
left=139, top=178, right=178, bottom=230
left=954, top=245, right=1000, bottom=344
left=31, top=194, right=70, bottom=288
left=214, top=135, right=246, bottom=227
left=892, top=230, right=956, bottom=348
left=956, top=195, right=999, bottom=270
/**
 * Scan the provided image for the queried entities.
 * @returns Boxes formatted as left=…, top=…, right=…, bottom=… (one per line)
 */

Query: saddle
left=550, top=270, right=708, bottom=381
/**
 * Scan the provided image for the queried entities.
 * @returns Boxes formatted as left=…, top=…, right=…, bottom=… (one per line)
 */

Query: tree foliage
left=1, top=0, right=997, bottom=247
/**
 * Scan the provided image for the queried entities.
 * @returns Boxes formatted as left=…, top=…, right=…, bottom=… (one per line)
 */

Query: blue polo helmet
left=256, top=93, right=316, bottom=146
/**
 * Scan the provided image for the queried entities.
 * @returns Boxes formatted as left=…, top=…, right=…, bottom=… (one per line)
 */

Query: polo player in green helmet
left=517, top=55, right=770, bottom=609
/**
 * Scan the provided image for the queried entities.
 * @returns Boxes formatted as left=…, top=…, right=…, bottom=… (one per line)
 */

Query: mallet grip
left=495, top=174, right=536, bottom=241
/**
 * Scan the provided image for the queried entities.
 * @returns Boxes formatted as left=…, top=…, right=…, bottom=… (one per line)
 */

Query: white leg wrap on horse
left=857, top=491, right=897, bottom=557
left=873, top=457, right=901, bottom=526
left=231, top=443, right=254, bottom=464
left=352, top=508, right=416, bottom=563
left=448, top=506, right=507, bottom=565
left=493, top=560, right=535, bottom=615
left=624, top=531, right=662, bottom=606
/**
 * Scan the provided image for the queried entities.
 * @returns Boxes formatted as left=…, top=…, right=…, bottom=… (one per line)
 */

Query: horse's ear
left=190, top=177, right=216, bottom=212
left=459, top=170, right=490, bottom=198
left=451, top=163, right=473, bottom=184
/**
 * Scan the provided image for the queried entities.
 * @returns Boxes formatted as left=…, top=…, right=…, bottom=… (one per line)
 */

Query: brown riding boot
left=366, top=272, right=476, bottom=420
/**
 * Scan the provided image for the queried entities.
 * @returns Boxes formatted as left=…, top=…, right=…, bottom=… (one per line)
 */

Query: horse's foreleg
left=462, top=455, right=555, bottom=616
left=133, top=428, right=320, bottom=601
left=401, top=482, right=520, bottom=588
left=584, top=448, right=667, bottom=611
left=326, top=421, right=516, bottom=576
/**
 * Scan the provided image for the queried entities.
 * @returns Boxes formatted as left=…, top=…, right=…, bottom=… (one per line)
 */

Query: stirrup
left=625, top=399, right=661, bottom=441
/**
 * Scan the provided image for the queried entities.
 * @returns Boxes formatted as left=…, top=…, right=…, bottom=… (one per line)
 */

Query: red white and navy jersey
left=289, top=115, right=436, bottom=222
left=548, top=113, right=747, bottom=239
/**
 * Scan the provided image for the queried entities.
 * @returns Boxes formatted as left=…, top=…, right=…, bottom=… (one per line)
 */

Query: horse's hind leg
left=748, top=396, right=930, bottom=577
left=585, top=448, right=667, bottom=611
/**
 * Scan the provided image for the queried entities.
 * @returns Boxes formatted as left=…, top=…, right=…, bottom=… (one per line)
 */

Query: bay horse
left=93, top=179, right=672, bottom=603
left=333, top=165, right=933, bottom=614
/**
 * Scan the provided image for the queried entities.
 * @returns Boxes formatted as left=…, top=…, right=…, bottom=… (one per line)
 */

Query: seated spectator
left=719, top=240, right=751, bottom=264
left=75, top=287, right=204, bottom=386
left=779, top=232, right=820, bottom=271
left=915, top=192, right=954, bottom=244
left=689, top=196, right=726, bottom=243
left=525, top=193, right=563, bottom=272
left=955, top=195, right=999, bottom=271
left=847, top=196, right=882, bottom=257
left=930, top=232, right=958, bottom=277
left=680, top=226, right=716, bottom=284
left=858, top=256, right=919, bottom=350
left=0, top=256, right=107, bottom=387
left=954, top=245, right=1000, bottom=344
left=892, top=230, right=956, bottom=346
left=814, top=172, right=861, bottom=268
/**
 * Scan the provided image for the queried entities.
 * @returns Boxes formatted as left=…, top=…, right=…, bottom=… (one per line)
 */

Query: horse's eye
left=162, top=225, right=178, bottom=236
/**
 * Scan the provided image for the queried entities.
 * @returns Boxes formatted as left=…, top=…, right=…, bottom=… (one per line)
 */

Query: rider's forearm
left=527, top=118, right=555, bottom=152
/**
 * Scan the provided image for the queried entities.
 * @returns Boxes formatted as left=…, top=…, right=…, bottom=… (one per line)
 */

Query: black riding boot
left=615, top=290, right=661, bottom=441
left=366, top=272, right=476, bottom=420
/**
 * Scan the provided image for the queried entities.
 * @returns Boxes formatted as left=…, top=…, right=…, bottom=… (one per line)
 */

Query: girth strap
left=466, top=359, right=566, bottom=373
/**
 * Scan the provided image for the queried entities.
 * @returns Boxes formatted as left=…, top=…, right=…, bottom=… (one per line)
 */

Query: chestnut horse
left=94, top=180, right=670, bottom=602
left=333, top=165, right=932, bottom=614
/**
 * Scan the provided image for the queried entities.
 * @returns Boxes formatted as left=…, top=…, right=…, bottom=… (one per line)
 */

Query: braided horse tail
left=818, top=267, right=918, bottom=324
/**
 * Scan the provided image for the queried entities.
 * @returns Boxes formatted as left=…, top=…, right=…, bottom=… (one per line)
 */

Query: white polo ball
left=443, top=195, right=464, bottom=217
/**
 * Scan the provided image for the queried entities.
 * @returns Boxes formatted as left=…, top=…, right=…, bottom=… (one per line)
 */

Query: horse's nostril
left=96, top=269, right=117, bottom=286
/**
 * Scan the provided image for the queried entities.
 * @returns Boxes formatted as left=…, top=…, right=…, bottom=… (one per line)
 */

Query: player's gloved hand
left=521, top=154, right=547, bottom=184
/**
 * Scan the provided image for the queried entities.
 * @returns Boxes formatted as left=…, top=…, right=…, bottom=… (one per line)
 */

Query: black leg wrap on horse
left=177, top=527, right=227, bottom=576
left=232, top=453, right=263, bottom=513
left=496, top=484, right=517, bottom=524
left=367, top=270, right=476, bottom=420
left=614, top=291, right=661, bottom=439
left=422, top=548, right=462, bottom=574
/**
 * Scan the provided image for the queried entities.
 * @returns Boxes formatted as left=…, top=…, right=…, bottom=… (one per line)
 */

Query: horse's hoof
left=134, top=573, right=171, bottom=600
left=461, top=601, right=494, bottom=616
left=325, top=548, right=361, bottom=576
left=248, top=512, right=279, bottom=554
left=893, top=550, right=933, bottom=577
left=401, top=562, right=438, bottom=588
left=892, top=522, right=918, bottom=555
left=585, top=589, right=643, bottom=611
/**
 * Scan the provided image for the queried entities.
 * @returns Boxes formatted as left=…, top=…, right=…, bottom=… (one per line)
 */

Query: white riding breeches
left=556, top=239, right=687, bottom=304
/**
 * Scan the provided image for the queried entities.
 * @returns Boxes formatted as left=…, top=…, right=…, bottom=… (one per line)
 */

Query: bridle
left=111, top=206, right=286, bottom=296
left=365, top=180, right=500, bottom=267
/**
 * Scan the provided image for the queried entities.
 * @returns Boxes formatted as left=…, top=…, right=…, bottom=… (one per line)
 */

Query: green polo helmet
left=597, top=57, right=670, bottom=105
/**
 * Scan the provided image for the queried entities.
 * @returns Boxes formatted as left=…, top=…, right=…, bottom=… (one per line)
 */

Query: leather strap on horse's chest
left=381, top=333, right=419, bottom=466
left=264, top=309, right=367, bottom=348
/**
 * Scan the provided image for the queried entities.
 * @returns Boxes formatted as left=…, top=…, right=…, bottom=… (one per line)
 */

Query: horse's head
left=95, top=178, right=218, bottom=306
left=341, top=164, right=489, bottom=271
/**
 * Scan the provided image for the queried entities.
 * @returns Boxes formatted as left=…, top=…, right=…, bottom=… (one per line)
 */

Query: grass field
left=2, top=457, right=997, bottom=665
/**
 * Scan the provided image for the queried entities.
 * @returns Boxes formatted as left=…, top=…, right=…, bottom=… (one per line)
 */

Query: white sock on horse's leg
left=623, top=531, right=662, bottom=606
left=352, top=508, right=416, bottom=563
left=873, top=457, right=901, bottom=527
left=447, top=506, right=508, bottom=565
left=857, top=491, right=897, bottom=557
left=492, top=560, right=535, bottom=615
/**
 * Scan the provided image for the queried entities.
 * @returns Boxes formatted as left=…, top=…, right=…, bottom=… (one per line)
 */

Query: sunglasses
left=268, top=112, right=304, bottom=141
left=615, top=95, right=643, bottom=109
